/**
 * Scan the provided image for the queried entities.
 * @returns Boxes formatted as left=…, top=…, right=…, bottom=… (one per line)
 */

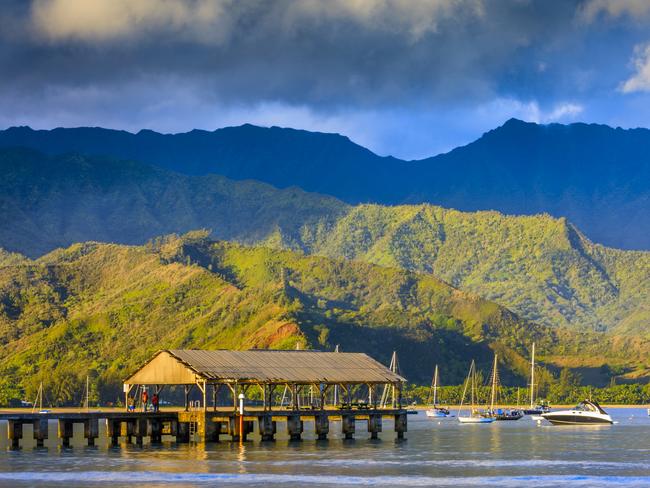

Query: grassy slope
left=282, top=204, right=650, bottom=335
left=0, top=233, right=555, bottom=404
left=1, top=149, right=649, bottom=367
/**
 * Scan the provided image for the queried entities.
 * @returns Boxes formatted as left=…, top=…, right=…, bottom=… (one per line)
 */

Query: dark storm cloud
left=0, top=1, right=600, bottom=105
left=1, top=0, right=650, bottom=158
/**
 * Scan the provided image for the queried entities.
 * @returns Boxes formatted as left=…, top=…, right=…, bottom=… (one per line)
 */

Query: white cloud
left=288, top=0, right=485, bottom=40
left=30, top=0, right=231, bottom=42
left=579, top=0, right=650, bottom=23
left=30, top=0, right=484, bottom=43
left=478, top=99, right=583, bottom=124
left=620, top=43, right=650, bottom=93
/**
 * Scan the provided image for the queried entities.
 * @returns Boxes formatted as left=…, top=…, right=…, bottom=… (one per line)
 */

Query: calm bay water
left=1, top=408, right=650, bottom=487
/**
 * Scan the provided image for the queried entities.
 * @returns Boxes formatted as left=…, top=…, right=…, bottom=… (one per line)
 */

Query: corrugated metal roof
left=164, top=349, right=405, bottom=384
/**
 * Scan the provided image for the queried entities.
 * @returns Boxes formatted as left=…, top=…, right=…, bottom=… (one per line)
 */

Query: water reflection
left=0, top=410, right=650, bottom=487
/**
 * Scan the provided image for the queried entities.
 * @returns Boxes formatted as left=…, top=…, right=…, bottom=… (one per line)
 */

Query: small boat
left=425, top=365, right=450, bottom=418
left=457, top=360, right=495, bottom=424
left=523, top=342, right=551, bottom=415
left=492, top=408, right=524, bottom=421
left=484, top=354, right=523, bottom=421
left=541, top=400, right=613, bottom=425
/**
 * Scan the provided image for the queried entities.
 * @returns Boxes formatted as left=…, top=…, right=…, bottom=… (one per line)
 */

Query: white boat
left=425, top=365, right=450, bottom=418
left=541, top=400, right=613, bottom=425
left=457, top=360, right=494, bottom=424
left=523, top=342, right=551, bottom=415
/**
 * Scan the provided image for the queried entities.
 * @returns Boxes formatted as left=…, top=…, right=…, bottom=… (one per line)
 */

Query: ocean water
left=1, top=408, right=650, bottom=487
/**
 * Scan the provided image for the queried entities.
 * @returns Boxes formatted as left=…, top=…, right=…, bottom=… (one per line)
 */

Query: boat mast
left=85, top=375, right=90, bottom=411
left=530, top=342, right=536, bottom=409
left=433, top=365, right=439, bottom=406
left=457, top=359, right=473, bottom=417
left=490, top=354, right=498, bottom=412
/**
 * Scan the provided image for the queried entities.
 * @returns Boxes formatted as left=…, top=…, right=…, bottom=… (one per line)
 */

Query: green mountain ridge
left=0, top=148, right=648, bottom=340
left=0, top=233, right=556, bottom=405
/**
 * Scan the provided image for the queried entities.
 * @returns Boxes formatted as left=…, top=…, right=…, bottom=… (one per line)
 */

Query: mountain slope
left=291, top=205, right=650, bottom=333
left=0, top=147, right=647, bottom=335
left=1, top=119, right=648, bottom=249
left=0, top=233, right=550, bottom=405
left=0, top=148, right=347, bottom=257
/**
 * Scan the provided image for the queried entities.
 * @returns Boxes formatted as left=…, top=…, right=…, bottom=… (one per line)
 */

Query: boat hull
left=458, top=416, right=495, bottom=424
left=541, top=411, right=612, bottom=425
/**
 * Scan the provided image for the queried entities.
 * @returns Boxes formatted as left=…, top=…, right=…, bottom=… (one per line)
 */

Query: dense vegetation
left=1, top=119, right=649, bottom=249
left=407, top=368, right=650, bottom=406
left=0, top=148, right=648, bottom=348
left=0, top=233, right=555, bottom=406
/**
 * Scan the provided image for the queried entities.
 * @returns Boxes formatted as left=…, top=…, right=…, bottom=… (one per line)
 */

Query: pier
left=2, top=349, right=408, bottom=448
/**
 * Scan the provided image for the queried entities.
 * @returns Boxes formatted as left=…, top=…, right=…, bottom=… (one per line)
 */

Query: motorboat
left=541, top=400, right=613, bottom=425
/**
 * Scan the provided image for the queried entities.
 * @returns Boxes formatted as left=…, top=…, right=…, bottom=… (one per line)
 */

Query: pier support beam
left=32, top=419, right=48, bottom=447
left=148, top=418, right=162, bottom=444
left=7, top=420, right=23, bottom=449
left=84, top=418, right=99, bottom=446
left=134, top=418, right=148, bottom=445
left=177, top=422, right=190, bottom=443
left=106, top=419, right=122, bottom=446
left=368, top=414, right=382, bottom=440
left=58, top=420, right=73, bottom=448
left=341, top=415, right=355, bottom=440
left=314, top=413, right=329, bottom=440
left=258, top=415, right=276, bottom=441
left=287, top=414, right=303, bottom=441
left=394, top=413, right=407, bottom=440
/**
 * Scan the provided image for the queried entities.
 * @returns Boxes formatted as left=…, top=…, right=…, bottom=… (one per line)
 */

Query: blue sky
left=2, top=0, right=650, bottom=159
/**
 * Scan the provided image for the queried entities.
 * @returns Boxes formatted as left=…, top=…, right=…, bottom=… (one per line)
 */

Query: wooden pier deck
left=0, top=407, right=408, bottom=448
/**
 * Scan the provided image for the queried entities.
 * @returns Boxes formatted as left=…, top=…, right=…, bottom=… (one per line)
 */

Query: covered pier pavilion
left=123, top=349, right=408, bottom=442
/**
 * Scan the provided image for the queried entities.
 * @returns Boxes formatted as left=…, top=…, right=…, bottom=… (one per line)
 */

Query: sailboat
left=425, top=365, right=450, bottom=418
left=457, top=360, right=494, bottom=424
left=486, top=354, right=523, bottom=421
left=522, top=343, right=551, bottom=415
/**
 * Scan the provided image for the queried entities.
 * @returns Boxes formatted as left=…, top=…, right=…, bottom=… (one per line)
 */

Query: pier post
left=228, top=416, right=240, bottom=442
left=177, top=422, right=190, bottom=443
left=148, top=418, right=162, bottom=444
left=394, top=413, right=407, bottom=440
left=258, top=414, right=276, bottom=441
left=58, top=420, right=73, bottom=447
left=368, top=414, right=382, bottom=440
left=204, top=416, right=221, bottom=442
left=314, top=413, right=329, bottom=440
left=134, top=417, right=148, bottom=445
left=287, top=414, right=303, bottom=441
left=341, top=414, right=355, bottom=440
left=84, top=418, right=99, bottom=446
left=7, top=420, right=23, bottom=449
left=32, top=419, right=48, bottom=447
left=106, top=419, right=121, bottom=446
left=122, top=419, right=136, bottom=444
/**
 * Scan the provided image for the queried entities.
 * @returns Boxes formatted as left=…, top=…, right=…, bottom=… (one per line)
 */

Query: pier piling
left=341, top=414, right=355, bottom=440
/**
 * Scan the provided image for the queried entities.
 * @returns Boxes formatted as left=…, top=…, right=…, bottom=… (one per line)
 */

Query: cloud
left=579, top=0, right=650, bottom=23
left=620, top=43, right=650, bottom=93
left=30, top=0, right=231, bottom=42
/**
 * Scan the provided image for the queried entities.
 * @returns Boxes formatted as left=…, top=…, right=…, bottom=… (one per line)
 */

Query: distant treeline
left=406, top=382, right=650, bottom=406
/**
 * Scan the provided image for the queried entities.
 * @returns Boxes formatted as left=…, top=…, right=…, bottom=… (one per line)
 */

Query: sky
left=2, top=0, right=650, bottom=159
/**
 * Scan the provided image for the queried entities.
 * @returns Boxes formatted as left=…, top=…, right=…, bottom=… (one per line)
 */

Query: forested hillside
left=0, top=233, right=551, bottom=405
left=0, top=148, right=648, bottom=337
left=1, top=119, right=648, bottom=249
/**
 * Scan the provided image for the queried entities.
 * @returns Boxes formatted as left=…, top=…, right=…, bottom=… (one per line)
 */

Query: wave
left=1, top=472, right=650, bottom=487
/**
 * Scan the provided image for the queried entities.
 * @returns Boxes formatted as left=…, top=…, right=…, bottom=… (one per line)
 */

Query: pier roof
left=125, top=349, right=404, bottom=386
